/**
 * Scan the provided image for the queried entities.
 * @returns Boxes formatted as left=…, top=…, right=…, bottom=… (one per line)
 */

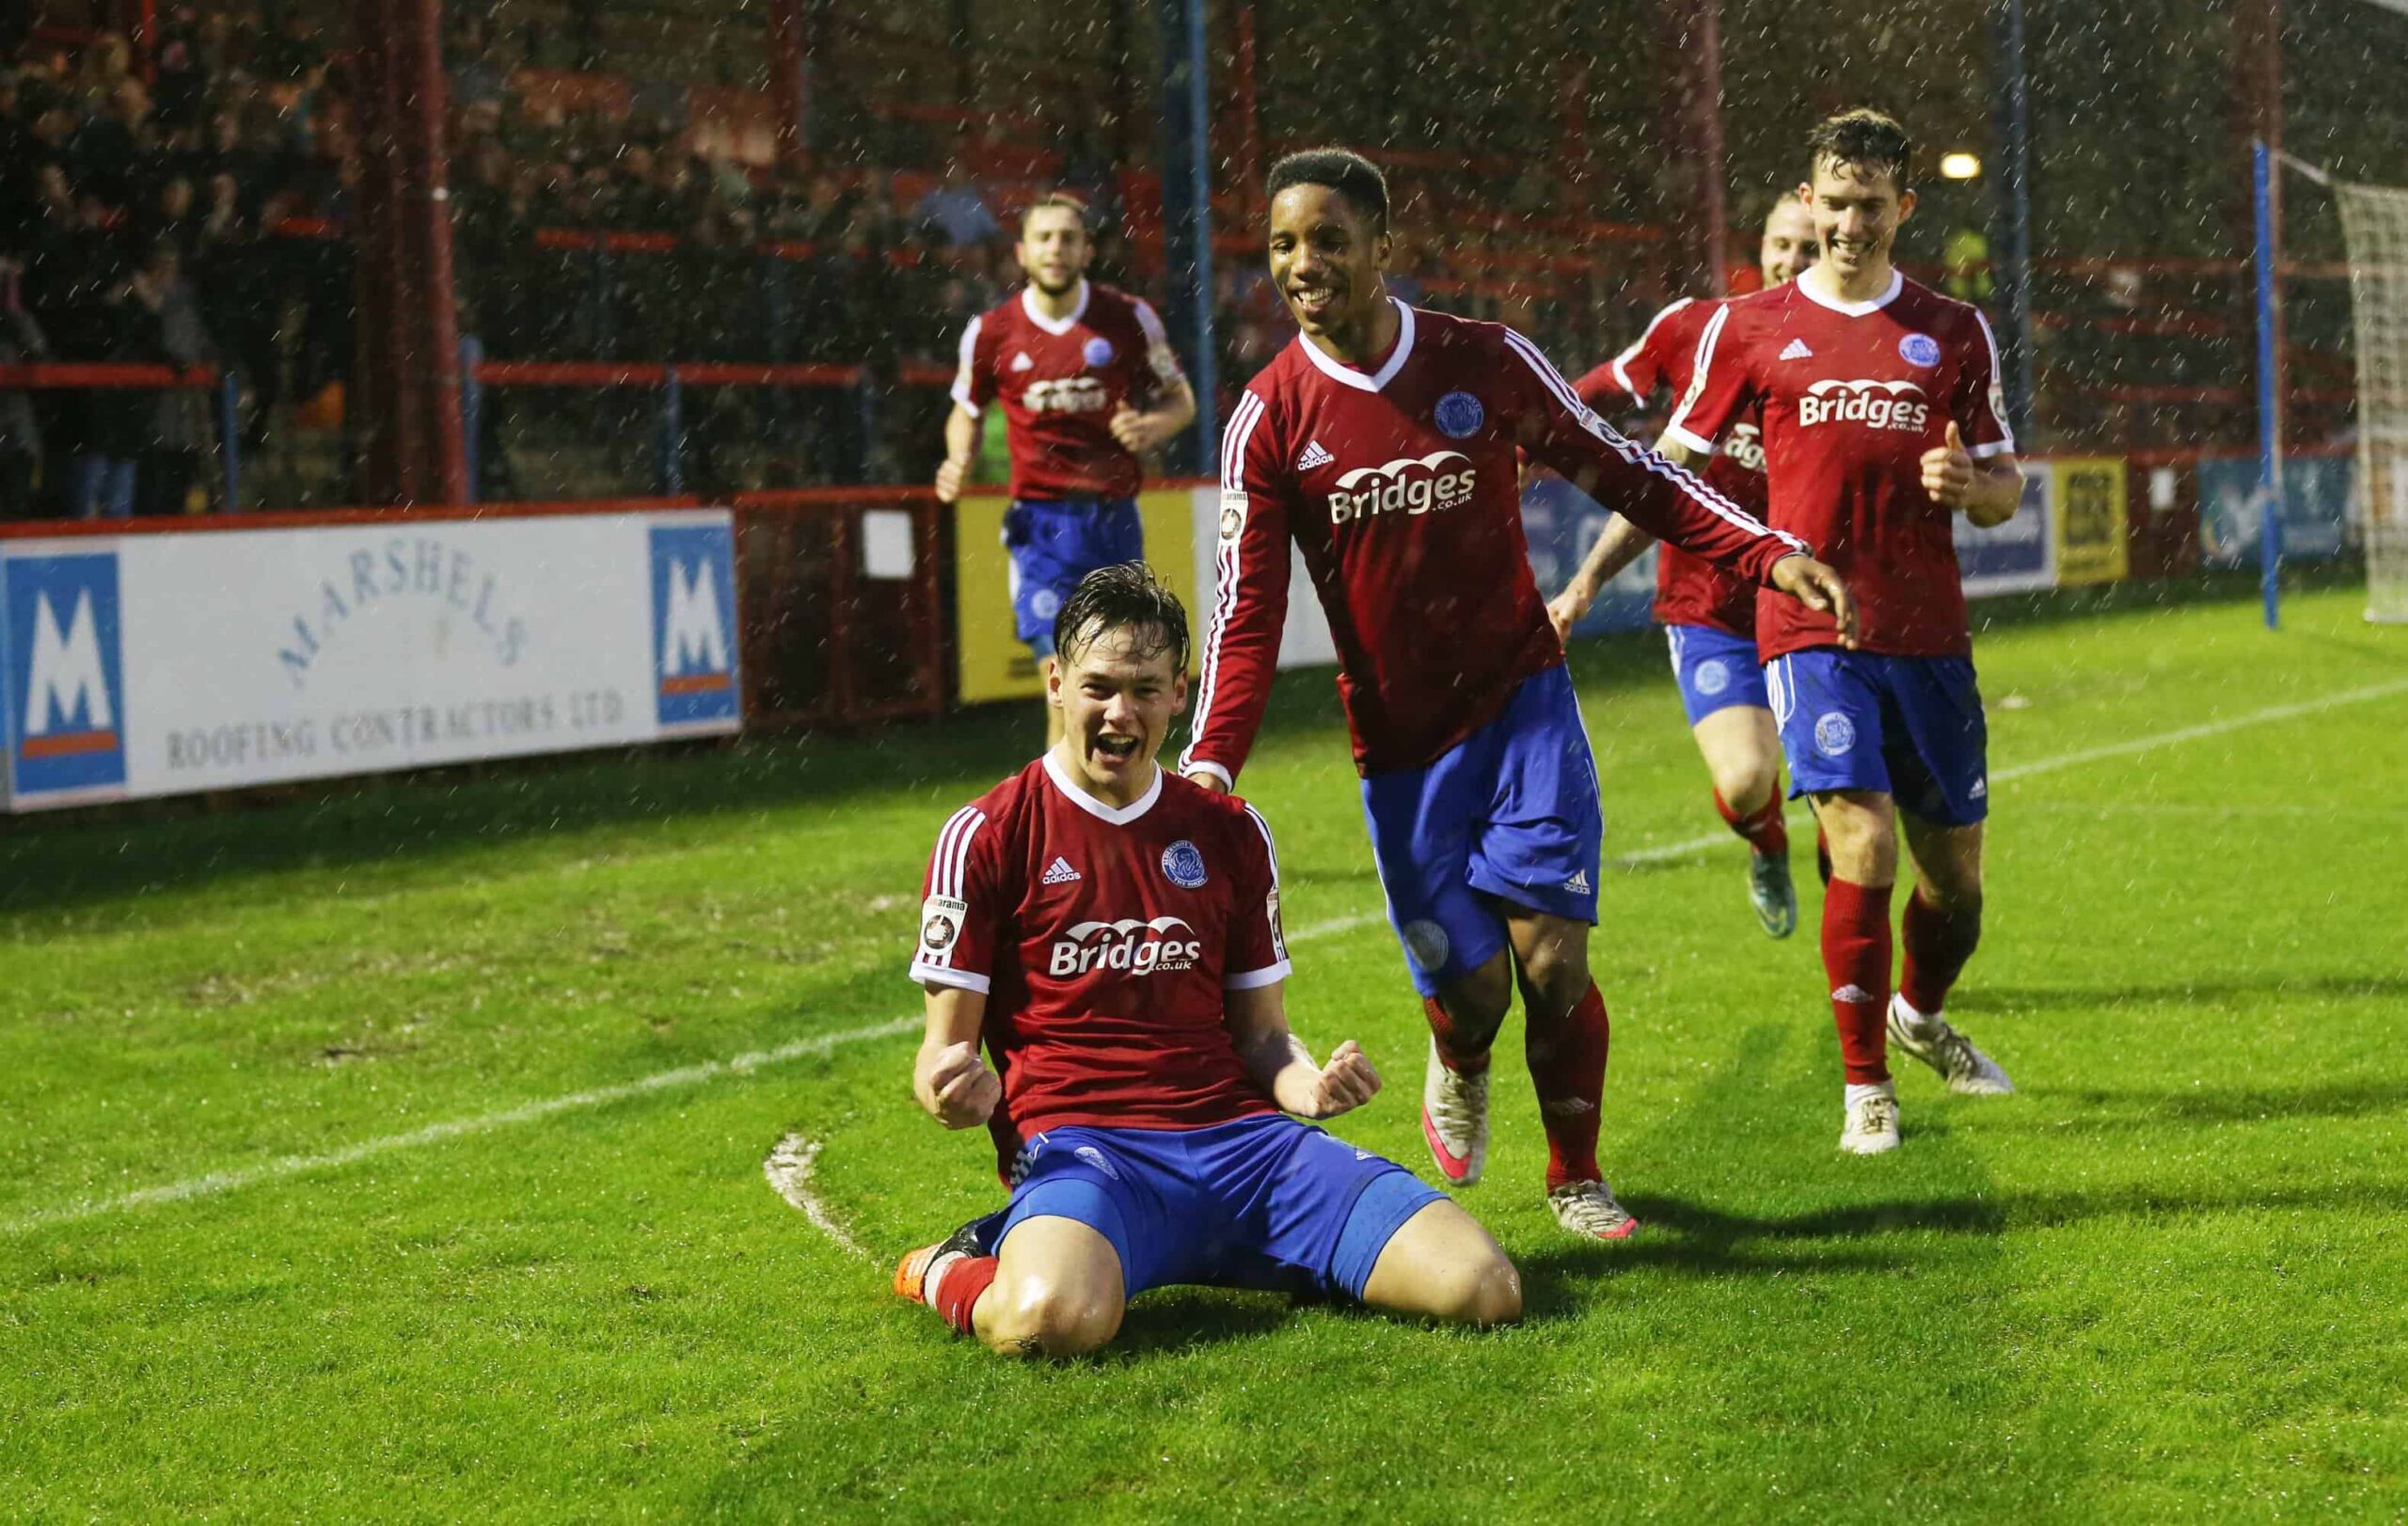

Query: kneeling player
left=895, top=564, right=1520, bottom=1356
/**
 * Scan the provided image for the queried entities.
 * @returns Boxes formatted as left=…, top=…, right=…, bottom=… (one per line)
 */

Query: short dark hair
left=1053, top=562, right=1189, bottom=674
left=1807, top=108, right=1912, bottom=192
left=1019, top=191, right=1090, bottom=233
left=1265, top=147, right=1389, bottom=234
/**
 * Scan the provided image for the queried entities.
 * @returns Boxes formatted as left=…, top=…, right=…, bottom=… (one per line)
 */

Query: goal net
left=2335, top=179, right=2408, bottom=623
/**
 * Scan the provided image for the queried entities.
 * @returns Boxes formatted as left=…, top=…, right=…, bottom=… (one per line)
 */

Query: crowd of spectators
left=0, top=11, right=357, bottom=517
left=0, top=11, right=1654, bottom=515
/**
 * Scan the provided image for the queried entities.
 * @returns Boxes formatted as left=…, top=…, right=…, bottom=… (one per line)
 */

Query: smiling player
left=1552, top=194, right=1824, bottom=939
left=1659, top=109, right=2020, bottom=1153
left=1179, top=148, right=1856, bottom=1238
left=937, top=194, right=1197, bottom=741
left=895, top=564, right=1521, bottom=1357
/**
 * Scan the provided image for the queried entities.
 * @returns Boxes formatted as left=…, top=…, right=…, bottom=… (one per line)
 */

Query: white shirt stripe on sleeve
left=1183, top=390, right=1266, bottom=784
left=949, top=315, right=984, bottom=414
left=1662, top=303, right=1731, bottom=454
left=1969, top=310, right=2018, bottom=458
left=1502, top=328, right=1805, bottom=558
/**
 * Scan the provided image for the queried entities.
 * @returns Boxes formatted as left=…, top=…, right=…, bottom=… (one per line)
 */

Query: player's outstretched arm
left=1224, top=982, right=1380, bottom=1120
left=1768, top=554, right=1860, bottom=648
left=912, top=986, right=1000, bottom=1129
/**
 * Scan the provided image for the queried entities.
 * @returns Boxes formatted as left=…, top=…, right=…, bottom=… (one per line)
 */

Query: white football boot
left=1839, top=1083, right=1902, bottom=1154
left=1547, top=1179, right=1640, bottom=1240
left=1886, top=995, right=2015, bottom=1095
left=1419, top=1037, right=1490, bottom=1186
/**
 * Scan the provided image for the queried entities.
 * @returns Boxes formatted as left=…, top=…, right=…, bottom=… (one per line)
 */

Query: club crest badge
left=1899, top=333, right=1941, bottom=368
left=1083, top=337, right=1115, bottom=367
left=1162, top=839, right=1208, bottom=889
left=1434, top=390, right=1485, bottom=439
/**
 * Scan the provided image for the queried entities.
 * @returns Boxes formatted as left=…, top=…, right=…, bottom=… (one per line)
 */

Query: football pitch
left=4, top=582, right=2405, bottom=1519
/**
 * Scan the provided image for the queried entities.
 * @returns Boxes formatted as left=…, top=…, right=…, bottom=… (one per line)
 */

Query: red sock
left=1900, top=890, right=1982, bottom=1018
left=934, top=1255, right=999, bottom=1336
left=1714, top=788, right=1790, bottom=855
left=1821, top=879, right=1893, bottom=1085
left=1525, top=980, right=1609, bottom=1190
left=1423, top=994, right=1497, bottom=1075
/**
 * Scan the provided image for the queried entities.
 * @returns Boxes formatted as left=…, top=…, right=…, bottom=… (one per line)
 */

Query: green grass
left=3, top=584, right=2405, bottom=1520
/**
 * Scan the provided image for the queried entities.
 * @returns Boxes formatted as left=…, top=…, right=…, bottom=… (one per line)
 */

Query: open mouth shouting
left=1090, top=731, right=1144, bottom=769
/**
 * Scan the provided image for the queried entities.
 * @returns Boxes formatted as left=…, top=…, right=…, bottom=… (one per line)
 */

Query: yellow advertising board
left=954, top=490, right=1201, bottom=705
left=2052, top=457, right=2130, bottom=586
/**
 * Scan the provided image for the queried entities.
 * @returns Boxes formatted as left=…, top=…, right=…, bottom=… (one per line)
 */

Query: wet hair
left=1053, top=562, right=1190, bottom=675
left=1265, top=147, right=1388, bottom=234
left=1807, top=108, right=1912, bottom=193
left=1018, top=191, right=1090, bottom=234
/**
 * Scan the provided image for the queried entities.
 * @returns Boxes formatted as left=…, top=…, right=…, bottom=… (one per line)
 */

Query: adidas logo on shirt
left=1562, top=869, right=1592, bottom=894
left=1780, top=339, right=1814, bottom=360
left=1041, top=856, right=1082, bottom=885
left=1011, top=352, right=1036, bottom=372
left=1296, top=440, right=1334, bottom=470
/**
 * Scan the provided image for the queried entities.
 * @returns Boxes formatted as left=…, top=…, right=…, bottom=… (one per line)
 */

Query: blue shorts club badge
left=1899, top=333, right=1941, bottom=367
left=1084, top=337, right=1115, bottom=367
left=1814, top=711, right=1858, bottom=756
left=1693, top=659, right=1730, bottom=697
left=1162, top=839, right=1208, bottom=889
left=1434, top=390, right=1485, bottom=439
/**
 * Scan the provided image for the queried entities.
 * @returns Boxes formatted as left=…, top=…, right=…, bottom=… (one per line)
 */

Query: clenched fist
left=915, top=1040, right=1000, bottom=1129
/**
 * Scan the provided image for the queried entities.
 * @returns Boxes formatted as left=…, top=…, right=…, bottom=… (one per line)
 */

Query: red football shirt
left=951, top=279, right=1189, bottom=501
left=1180, top=300, right=1808, bottom=783
left=909, top=755, right=1290, bottom=1140
left=1665, top=271, right=2016, bottom=660
left=1575, top=296, right=1766, bottom=636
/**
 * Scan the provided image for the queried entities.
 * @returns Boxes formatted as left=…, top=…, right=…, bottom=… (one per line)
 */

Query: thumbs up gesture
left=1921, top=420, right=1976, bottom=509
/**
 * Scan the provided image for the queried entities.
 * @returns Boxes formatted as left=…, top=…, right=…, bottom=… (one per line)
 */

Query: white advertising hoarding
left=2, top=509, right=741, bottom=812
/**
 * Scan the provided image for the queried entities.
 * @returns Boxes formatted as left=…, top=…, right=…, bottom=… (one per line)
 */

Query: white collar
left=1798, top=266, right=1904, bottom=317
left=1043, top=749, right=1162, bottom=825
left=1022, top=278, right=1091, bottom=336
left=1297, top=297, right=1416, bottom=392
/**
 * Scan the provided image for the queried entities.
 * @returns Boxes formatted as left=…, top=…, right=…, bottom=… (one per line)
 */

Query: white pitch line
left=764, top=1133, right=866, bottom=1259
left=1605, top=677, right=2408, bottom=868
left=4, top=917, right=1380, bottom=1235
left=14, top=676, right=2400, bottom=1235
left=3, top=1016, right=916, bottom=1235
left=1983, top=676, right=2408, bottom=786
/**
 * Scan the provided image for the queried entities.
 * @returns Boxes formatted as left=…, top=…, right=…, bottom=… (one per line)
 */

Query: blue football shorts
left=964, top=1113, right=1445, bottom=1302
left=1766, top=647, right=1989, bottom=826
left=1001, top=496, right=1145, bottom=654
left=1666, top=622, right=1770, bottom=726
left=1359, top=662, right=1606, bottom=996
